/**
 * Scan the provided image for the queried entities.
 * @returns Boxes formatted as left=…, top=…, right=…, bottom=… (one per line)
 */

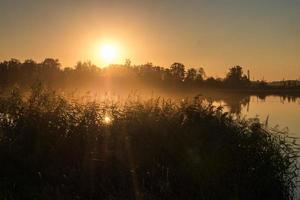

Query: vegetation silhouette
left=224, top=66, right=250, bottom=88
left=0, top=58, right=299, bottom=94
left=0, top=84, right=298, bottom=199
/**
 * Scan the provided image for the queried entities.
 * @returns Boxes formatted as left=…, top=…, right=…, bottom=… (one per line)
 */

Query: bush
left=0, top=86, right=298, bottom=199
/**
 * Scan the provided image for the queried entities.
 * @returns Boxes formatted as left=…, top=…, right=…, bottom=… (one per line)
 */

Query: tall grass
left=0, top=85, right=298, bottom=199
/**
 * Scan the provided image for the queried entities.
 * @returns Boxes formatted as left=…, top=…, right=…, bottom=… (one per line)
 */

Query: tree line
left=0, top=58, right=298, bottom=91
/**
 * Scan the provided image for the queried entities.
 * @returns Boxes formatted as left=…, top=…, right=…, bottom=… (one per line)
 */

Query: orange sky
left=0, top=0, right=299, bottom=81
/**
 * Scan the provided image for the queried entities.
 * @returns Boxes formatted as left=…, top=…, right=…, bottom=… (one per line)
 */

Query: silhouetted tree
left=170, top=62, right=185, bottom=82
left=42, top=58, right=61, bottom=70
left=206, top=77, right=223, bottom=87
left=196, top=67, right=206, bottom=82
left=124, top=59, right=131, bottom=67
left=225, top=65, right=250, bottom=88
left=185, top=68, right=197, bottom=82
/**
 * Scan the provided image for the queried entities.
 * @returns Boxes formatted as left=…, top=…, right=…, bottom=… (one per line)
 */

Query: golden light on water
left=103, top=115, right=112, bottom=125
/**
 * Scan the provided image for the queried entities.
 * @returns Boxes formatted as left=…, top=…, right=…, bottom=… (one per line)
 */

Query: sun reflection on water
left=103, top=115, right=112, bottom=125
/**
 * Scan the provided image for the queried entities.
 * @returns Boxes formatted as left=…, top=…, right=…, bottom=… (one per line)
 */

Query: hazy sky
left=0, top=0, right=299, bottom=80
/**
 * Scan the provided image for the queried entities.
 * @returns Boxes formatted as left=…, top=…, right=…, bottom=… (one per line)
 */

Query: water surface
left=212, top=95, right=300, bottom=136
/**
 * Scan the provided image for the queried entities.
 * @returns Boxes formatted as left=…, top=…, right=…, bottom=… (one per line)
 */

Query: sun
left=99, top=44, right=118, bottom=64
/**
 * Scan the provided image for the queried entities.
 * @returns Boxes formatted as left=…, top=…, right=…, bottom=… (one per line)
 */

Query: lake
left=211, top=95, right=300, bottom=136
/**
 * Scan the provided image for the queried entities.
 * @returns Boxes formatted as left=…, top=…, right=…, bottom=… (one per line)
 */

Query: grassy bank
left=0, top=86, right=298, bottom=199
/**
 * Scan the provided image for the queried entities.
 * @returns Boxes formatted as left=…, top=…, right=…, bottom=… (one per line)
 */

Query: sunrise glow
left=1, top=1, right=299, bottom=198
left=98, top=44, right=119, bottom=64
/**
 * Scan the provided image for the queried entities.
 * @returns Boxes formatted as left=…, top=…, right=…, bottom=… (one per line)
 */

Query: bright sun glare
left=99, top=44, right=118, bottom=64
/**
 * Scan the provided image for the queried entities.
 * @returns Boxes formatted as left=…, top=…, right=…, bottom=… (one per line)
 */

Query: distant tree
left=21, top=59, right=38, bottom=84
left=42, top=58, right=61, bottom=70
left=162, top=68, right=172, bottom=82
left=7, top=59, right=21, bottom=74
left=75, top=61, right=98, bottom=72
left=8, top=58, right=21, bottom=66
left=196, top=67, right=206, bottom=82
left=24, top=59, right=36, bottom=65
left=259, top=80, right=267, bottom=87
left=23, top=59, right=37, bottom=72
left=124, top=59, right=131, bottom=67
left=225, top=65, right=249, bottom=87
left=170, top=62, right=185, bottom=81
left=226, top=66, right=243, bottom=81
left=6, top=59, right=22, bottom=84
left=185, top=68, right=197, bottom=82
left=205, top=77, right=223, bottom=87
left=138, top=62, right=153, bottom=76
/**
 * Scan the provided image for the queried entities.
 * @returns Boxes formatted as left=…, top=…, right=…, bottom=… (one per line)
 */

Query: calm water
left=212, top=95, right=300, bottom=136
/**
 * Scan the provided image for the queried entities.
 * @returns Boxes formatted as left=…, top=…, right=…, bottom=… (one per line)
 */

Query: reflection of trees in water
left=201, top=92, right=250, bottom=115
left=257, top=94, right=266, bottom=101
left=226, top=95, right=250, bottom=114
left=202, top=92, right=300, bottom=115
left=256, top=94, right=298, bottom=104
left=280, top=95, right=299, bottom=103
left=214, top=95, right=250, bottom=115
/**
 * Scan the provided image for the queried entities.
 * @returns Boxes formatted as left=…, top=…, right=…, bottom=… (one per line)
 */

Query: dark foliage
left=0, top=86, right=298, bottom=199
